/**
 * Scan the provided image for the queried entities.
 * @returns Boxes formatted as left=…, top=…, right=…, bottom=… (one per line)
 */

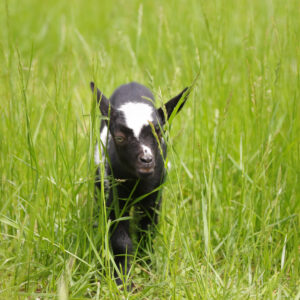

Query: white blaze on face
left=118, top=102, right=154, bottom=139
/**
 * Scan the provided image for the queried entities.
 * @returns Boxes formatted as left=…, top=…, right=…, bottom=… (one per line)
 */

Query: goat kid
left=90, top=81, right=190, bottom=286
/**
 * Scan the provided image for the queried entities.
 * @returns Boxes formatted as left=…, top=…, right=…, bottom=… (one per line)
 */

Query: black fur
left=91, top=82, right=189, bottom=286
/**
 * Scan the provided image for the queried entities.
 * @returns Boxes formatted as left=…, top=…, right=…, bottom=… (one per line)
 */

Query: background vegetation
left=0, top=0, right=299, bottom=298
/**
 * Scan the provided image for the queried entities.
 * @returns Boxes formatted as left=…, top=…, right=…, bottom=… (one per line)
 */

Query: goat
left=90, top=81, right=190, bottom=286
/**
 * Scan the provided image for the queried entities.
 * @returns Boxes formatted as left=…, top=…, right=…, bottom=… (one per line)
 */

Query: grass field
left=0, top=0, right=299, bottom=298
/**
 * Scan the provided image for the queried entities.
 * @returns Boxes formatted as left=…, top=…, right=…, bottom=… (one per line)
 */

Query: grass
left=0, top=0, right=299, bottom=298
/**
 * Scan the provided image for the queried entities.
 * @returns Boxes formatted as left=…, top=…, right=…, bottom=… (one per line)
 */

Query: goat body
left=90, top=82, right=189, bottom=285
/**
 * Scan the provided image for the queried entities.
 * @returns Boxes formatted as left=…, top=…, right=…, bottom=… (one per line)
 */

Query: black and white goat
left=90, top=81, right=190, bottom=285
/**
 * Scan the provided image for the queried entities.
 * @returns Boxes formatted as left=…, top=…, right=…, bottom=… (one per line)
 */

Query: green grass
left=0, top=0, right=299, bottom=298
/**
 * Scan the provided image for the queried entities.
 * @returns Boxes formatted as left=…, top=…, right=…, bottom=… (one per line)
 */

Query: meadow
left=0, top=0, right=299, bottom=298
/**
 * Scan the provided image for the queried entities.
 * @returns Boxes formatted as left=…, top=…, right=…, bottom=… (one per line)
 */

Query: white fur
left=94, top=143, right=101, bottom=165
left=142, top=144, right=152, bottom=156
left=118, top=103, right=154, bottom=138
left=94, top=125, right=109, bottom=165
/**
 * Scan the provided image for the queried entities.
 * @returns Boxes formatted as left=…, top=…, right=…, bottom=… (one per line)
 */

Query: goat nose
left=139, top=154, right=153, bottom=164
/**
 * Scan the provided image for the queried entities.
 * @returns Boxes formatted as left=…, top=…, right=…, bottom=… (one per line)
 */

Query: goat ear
left=157, top=87, right=190, bottom=124
left=90, top=81, right=110, bottom=116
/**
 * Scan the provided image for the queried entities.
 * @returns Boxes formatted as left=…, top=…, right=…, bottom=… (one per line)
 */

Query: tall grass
left=0, top=0, right=299, bottom=298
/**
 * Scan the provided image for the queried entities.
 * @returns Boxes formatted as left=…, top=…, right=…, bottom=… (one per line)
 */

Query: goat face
left=90, top=82, right=189, bottom=179
left=109, top=104, right=164, bottom=178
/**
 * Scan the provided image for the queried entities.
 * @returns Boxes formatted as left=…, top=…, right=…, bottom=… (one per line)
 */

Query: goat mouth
left=137, top=167, right=155, bottom=176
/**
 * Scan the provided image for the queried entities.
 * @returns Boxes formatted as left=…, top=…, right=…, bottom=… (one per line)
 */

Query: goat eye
left=115, top=136, right=125, bottom=144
